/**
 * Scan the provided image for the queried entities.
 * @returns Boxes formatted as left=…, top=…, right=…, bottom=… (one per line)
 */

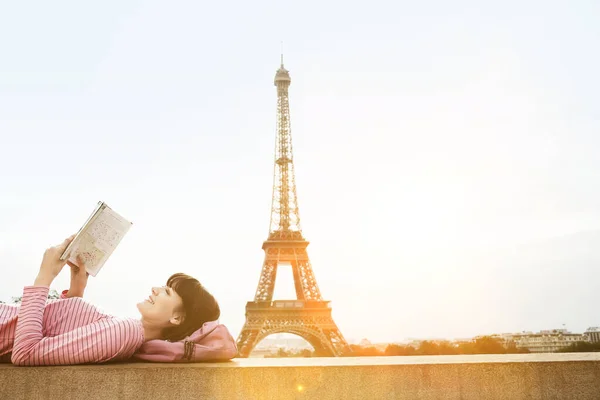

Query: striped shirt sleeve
left=11, top=286, right=144, bottom=366
left=0, top=303, right=18, bottom=361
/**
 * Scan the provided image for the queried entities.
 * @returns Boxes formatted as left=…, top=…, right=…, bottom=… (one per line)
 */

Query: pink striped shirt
left=0, top=286, right=144, bottom=365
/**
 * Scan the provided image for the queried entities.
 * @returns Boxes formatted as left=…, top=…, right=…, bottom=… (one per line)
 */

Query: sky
left=1, top=0, right=599, bottom=344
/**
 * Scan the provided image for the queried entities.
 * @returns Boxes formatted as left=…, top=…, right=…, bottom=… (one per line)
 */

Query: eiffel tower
left=236, top=58, right=350, bottom=357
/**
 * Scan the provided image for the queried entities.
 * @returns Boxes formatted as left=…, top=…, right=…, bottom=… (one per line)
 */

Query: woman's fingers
left=76, top=254, right=85, bottom=266
left=66, top=254, right=86, bottom=269
left=57, top=234, right=76, bottom=252
left=78, top=255, right=89, bottom=277
left=63, top=234, right=76, bottom=244
left=68, top=256, right=89, bottom=277
left=66, top=261, right=78, bottom=271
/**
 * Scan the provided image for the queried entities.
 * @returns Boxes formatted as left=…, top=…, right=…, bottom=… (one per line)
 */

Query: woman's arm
left=65, top=256, right=89, bottom=298
left=12, top=236, right=142, bottom=366
left=11, top=286, right=143, bottom=366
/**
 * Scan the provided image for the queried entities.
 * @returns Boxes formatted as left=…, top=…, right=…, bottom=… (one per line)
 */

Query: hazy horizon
left=1, top=1, right=599, bottom=344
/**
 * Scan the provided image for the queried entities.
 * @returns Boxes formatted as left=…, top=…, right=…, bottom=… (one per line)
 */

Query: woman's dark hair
left=162, top=273, right=220, bottom=342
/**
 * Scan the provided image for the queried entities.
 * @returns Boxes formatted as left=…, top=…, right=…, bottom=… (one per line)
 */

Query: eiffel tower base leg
left=236, top=303, right=350, bottom=357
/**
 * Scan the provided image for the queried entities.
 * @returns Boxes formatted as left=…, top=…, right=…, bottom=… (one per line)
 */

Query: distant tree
left=558, top=341, right=600, bottom=353
left=384, top=341, right=458, bottom=356
left=385, top=337, right=512, bottom=356
left=417, top=341, right=440, bottom=355
left=472, top=336, right=506, bottom=354
left=457, top=341, right=476, bottom=354
left=276, top=348, right=290, bottom=357
left=438, top=341, right=459, bottom=355
left=383, top=344, right=417, bottom=356
left=505, top=341, right=530, bottom=354
left=345, top=336, right=537, bottom=357
left=299, top=349, right=313, bottom=357
left=347, top=344, right=382, bottom=356
left=505, top=341, right=518, bottom=353
left=384, top=344, right=402, bottom=356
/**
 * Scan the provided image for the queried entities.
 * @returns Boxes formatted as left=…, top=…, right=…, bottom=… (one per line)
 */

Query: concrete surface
left=1, top=353, right=600, bottom=399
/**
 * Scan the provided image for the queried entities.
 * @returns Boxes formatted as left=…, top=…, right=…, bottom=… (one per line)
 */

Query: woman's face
left=137, top=285, right=184, bottom=327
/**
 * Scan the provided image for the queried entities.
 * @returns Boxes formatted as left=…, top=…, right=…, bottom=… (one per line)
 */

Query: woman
left=0, top=235, right=225, bottom=365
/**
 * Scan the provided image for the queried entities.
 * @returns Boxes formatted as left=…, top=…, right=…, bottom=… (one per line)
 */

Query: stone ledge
left=1, top=353, right=600, bottom=400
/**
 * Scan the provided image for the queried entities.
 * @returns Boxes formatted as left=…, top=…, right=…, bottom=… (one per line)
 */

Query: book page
left=67, top=206, right=132, bottom=276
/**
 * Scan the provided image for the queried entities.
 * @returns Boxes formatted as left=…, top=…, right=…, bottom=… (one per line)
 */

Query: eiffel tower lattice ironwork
left=236, top=58, right=350, bottom=357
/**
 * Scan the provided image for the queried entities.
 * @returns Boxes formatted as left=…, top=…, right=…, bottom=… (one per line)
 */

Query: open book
left=60, top=201, right=132, bottom=277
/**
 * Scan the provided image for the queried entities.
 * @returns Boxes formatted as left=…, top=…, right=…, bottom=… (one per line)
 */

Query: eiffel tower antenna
left=236, top=58, right=350, bottom=358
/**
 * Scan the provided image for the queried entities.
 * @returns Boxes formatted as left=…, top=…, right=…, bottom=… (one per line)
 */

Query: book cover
left=60, top=201, right=132, bottom=277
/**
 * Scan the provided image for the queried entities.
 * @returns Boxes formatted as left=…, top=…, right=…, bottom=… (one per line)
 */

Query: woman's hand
left=66, top=255, right=89, bottom=298
left=34, top=235, right=75, bottom=287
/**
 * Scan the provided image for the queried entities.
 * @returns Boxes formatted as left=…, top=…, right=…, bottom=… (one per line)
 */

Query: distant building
left=506, top=329, right=585, bottom=353
left=585, top=327, right=600, bottom=343
left=248, top=348, right=278, bottom=358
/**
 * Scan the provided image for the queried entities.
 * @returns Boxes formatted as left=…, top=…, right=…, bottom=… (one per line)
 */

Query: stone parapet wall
left=1, top=353, right=599, bottom=399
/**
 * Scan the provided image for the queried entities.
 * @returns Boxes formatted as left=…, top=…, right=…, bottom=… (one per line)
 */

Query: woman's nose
left=152, top=287, right=158, bottom=296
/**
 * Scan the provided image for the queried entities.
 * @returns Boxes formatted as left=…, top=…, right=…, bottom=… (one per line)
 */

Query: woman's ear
left=169, top=313, right=183, bottom=326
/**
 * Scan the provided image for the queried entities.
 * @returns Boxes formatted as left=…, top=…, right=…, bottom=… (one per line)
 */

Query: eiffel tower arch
left=236, top=57, right=350, bottom=357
